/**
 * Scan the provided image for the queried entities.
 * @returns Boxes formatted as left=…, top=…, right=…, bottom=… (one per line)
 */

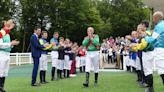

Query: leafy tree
left=96, top=0, right=150, bottom=37
left=2, top=0, right=150, bottom=52
left=0, top=0, right=15, bottom=27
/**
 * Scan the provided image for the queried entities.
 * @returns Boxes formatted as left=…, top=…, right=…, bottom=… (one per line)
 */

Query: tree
left=9, top=0, right=150, bottom=52
left=55, top=0, right=104, bottom=44
left=19, top=0, right=55, bottom=52
left=96, top=0, right=150, bottom=37
left=0, top=0, right=15, bottom=27
left=0, top=0, right=22, bottom=52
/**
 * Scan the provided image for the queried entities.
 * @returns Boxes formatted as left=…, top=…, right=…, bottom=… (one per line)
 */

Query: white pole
left=16, top=53, right=19, bottom=66
left=123, top=56, right=127, bottom=71
left=19, top=53, right=21, bottom=66
left=29, top=53, right=32, bottom=64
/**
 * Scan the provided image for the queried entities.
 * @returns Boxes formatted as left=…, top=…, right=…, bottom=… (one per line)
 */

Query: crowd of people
left=127, top=11, right=164, bottom=92
left=100, top=36, right=129, bottom=69
left=0, top=18, right=89, bottom=92
left=100, top=11, right=164, bottom=92
left=0, top=10, right=164, bottom=92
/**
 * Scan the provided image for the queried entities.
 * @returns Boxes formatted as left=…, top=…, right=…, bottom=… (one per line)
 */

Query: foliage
left=1, top=0, right=150, bottom=52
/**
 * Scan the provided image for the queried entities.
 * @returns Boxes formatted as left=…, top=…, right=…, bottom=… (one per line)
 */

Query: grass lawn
left=5, top=64, right=164, bottom=92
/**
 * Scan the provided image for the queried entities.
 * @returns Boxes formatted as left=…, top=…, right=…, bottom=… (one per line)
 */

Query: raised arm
left=131, top=38, right=148, bottom=52
left=90, top=35, right=100, bottom=46
left=82, top=36, right=89, bottom=46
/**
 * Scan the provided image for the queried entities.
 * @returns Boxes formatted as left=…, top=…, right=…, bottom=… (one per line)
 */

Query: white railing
left=10, top=52, right=52, bottom=65
left=10, top=52, right=156, bottom=71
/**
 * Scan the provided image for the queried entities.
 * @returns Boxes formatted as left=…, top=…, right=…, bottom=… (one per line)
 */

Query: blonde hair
left=137, top=24, right=145, bottom=32
left=65, top=38, right=70, bottom=42
left=4, top=19, right=15, bottom=27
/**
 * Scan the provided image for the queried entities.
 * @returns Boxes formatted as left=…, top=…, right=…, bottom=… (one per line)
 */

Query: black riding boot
left=94, top=73, right=98, bottom=86
left=83, top=72, right=90, bottom=87
left=40, top=71, right=44, bottom=83
left=145, top=74, right=154, bottom=92
left=0, top=77, right=6, bottom=92
left=83, top=66, right=85, bottom=72
left=43, top=71, right=48, bottom=83
left=51, top=67, right=56, bottom=81
left=67, top=70, right=70, bottom=78
left=160, top=74, right=164, bottom=85
left=63, top=69, right=66, bottom=78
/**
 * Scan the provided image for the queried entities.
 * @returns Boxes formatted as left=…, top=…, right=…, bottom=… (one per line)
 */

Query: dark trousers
left=139, top=56, right=145, bottom=83
left=32, top=57, right=40, bottom=84
left=120, top=55, right=123, bottom=70
left=108, top=56, right=113, bottom=64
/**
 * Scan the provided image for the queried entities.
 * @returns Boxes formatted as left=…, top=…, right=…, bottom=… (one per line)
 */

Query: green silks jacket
left=82, top=34, right=100, bottom=51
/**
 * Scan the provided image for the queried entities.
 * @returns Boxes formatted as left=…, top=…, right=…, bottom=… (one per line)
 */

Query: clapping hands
left=43, top=43, right=50, bottom=47
left=11, top=39, right=20, bottom=46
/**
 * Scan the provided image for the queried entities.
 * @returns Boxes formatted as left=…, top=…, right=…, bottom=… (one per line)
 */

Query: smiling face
left=42, top=31, right=48, bottom=39
left=54, top=32, right=59, bottom=39
left=64, top=39, right=70, bottom=45
left=137, top=24, right=145, bottom=31
left=137, top=24, right=144, bottom=34
left=131, top=31, right=138, bottom=39
left=34, top=28, right=42, bottom=36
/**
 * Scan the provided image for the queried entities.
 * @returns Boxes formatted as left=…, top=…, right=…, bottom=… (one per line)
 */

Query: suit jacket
left=30, top=34, right=44, bottom=58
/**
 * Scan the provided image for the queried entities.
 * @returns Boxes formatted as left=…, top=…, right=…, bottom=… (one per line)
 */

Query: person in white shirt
left=108, top=47, right=113, bottom=64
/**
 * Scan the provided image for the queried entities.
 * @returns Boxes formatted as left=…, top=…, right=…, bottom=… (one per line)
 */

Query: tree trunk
left=26, top=43, right=31, bottom=52
left=22, top=31, right=26, bottom=52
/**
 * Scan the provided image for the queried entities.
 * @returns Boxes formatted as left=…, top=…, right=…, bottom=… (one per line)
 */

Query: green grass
left=5, top=64, right=164, bottom=92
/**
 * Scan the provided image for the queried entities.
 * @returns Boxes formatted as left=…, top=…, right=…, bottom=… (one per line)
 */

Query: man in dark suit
left=30, top=27, right=49, bottom=86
